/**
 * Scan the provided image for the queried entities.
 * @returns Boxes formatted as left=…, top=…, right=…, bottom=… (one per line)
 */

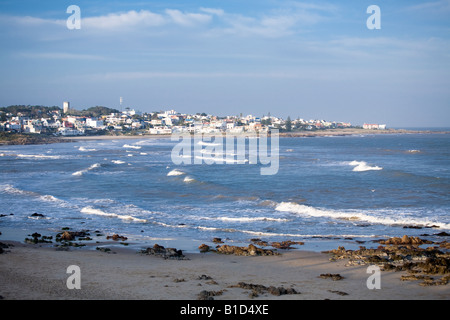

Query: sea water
left=0, top=132, right=449, bottom=252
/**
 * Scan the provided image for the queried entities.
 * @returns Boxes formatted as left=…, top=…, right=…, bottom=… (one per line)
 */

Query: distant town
left=0, top=102, right=386, bottom=137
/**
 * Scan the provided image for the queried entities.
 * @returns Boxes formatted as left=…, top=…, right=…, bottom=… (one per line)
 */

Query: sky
left=0, top=0, right=449, bottom=127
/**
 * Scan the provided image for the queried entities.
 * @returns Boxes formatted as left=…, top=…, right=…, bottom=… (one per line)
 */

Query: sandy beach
left=1, top=238, right=448, bottom=301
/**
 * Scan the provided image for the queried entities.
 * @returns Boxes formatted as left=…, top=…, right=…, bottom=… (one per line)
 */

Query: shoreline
left=1, top=227, right=449, bottom=300
left=2, top=128, right=448, bottom=145
left=0, top=129, right=450, bottom=146
left=64, top=128, right=450, bottom=142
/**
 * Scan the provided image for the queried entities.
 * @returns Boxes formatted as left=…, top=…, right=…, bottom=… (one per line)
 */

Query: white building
left=58, top=127, right=84, bottom=136
left=86, top=118, right=104, bottom=128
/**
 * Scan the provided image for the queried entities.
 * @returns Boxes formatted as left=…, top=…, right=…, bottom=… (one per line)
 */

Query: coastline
left=55, top=128, right=450, bottom=143
left=0, top=128, right=448, bottom=146
left=1, top=227, right=449, bottom=300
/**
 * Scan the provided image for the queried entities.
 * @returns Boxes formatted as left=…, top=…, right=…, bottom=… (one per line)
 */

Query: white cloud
left=83, top=10, right=166, bottom=30
left=164, top=9, right=212, bottom=27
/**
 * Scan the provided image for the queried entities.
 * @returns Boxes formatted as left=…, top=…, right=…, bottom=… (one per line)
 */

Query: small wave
left=112, top=160, right=126, bottom=164
left=72, top=163, right=101, bottom=176
left=275, top=202, right=450, bottom=229
left=167, top=169, right=185, bottom=176
left=349, top=160, right=382, bottom=172
left=183, top=176, right=196, bottom=183
left=15, top=154, right=62, bottom=159
left=123, top=144, right=142, bottom=149
left=0, top=184, right=39, bottom=196
left=208, top=216, right=289, bottom=223
left=80, top=206, right=147, bottom=223
left=78, top=146, right=96, bottom=152
left=407, top=149, right=421, bottom=153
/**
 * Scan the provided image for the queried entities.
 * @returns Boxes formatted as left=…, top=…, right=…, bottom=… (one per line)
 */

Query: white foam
left=123, top=144, right=141, bottom=149
left=167, top=169, right=185, bottom=176
left=210, top=216, right=289, bottom=223
left=112, top=160, right=125, bottom=164
left=72, top=163, right=101, bottom=176
left=275, top=202, right=450, bottom=229
left=349, top=160, right=382, bottom=172
left=0, top=184, right=37, bottom=196
left=80, top=206, right=147, bottom=223
left=182, top=176, right=196, bottom=183
left=16, top=154, right=61, bottom=159
left=79, top=146, right=96, bottom=152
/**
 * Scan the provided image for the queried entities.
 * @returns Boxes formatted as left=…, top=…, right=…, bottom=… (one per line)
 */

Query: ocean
left=1, top=132, right=449, bottom=252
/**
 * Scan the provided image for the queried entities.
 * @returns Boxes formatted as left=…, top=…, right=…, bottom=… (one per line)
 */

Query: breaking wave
left=183, top=176, right=196, bottom=183
left=275, top=202, right=450, bottom=229
left=167, top=169, right=185, bottom=176
left=349, top=160, right=383, bottom=172
left=78, top=146, right=96, bottom=152
left=15, top=154, right=62, bottom=159
left=72, top=163, right=101, bottom=176
left=123, top=144, right=142, bottom=149
left=80, top=206, right=147, bottom=223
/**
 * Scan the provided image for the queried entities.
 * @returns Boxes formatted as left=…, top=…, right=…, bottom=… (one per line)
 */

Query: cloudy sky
left=1, top=0, right=449, bottom=127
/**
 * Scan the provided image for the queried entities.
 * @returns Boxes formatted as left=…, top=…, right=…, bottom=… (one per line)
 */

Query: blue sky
left=1, top=0, right=449, bottom=127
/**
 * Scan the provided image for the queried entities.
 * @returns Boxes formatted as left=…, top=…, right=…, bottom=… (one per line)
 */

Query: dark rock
left=198, top=244, right=210, bottom=252
left=270, top=240, right=304, bottom=249
left=30, top=213, right=45, bottom=218
left=141, top=244, right=187, bottom=260
left=106, top=234, right=127, bottom=241
left=215, top=244, right=278, bottom=256
left=435, top=232, right=450, bottom=237
left=197, top=290, right=222, bottom=300
left=212, top=237, right=223, bottom=243
left=328, top=290, right=349, bottom=296
left=319, top=273, right=344, bottom=281
left=230, top=282, right=299, bottom=296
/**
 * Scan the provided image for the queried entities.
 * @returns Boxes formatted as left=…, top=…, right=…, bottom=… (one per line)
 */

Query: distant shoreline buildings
left=0, top=102, right=386, bottom=136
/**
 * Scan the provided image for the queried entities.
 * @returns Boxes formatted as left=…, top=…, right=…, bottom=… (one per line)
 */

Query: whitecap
left=72, top=163, right=101, bottom=176
left=123, top=144, right=141, bottom=149
left=167, top=169, right=185, bottom=176
left=80, top=206, right=147, bottom=223
left=183, top=176, right=196, bottom=183
left=16, top=154, right=61, bottom=159
left=275, top=202, right=450, bottom=229
left=79, top=146, right=96, bottom=152
left=349, top=160, right=382, bottom=172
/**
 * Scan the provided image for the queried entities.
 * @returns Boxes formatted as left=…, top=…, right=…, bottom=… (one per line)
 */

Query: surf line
left=171, top=130, right=279, bottom=176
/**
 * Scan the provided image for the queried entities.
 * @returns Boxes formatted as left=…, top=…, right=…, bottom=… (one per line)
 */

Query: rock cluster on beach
left=229, top=282, right=299, bottom=298
left=140, top=244, right=187, bottom=260
left=198, top=237, right=304, bottom=256
left=325, top=235, right=450, bottom=286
